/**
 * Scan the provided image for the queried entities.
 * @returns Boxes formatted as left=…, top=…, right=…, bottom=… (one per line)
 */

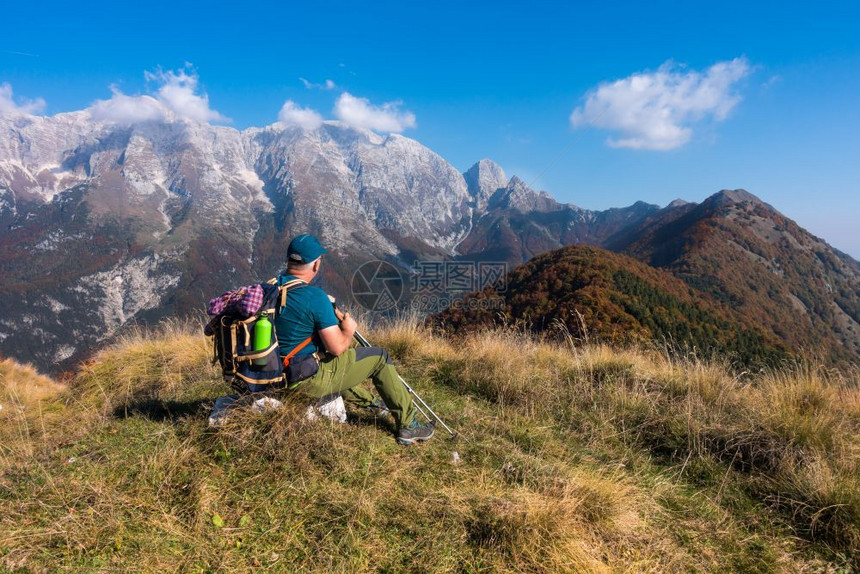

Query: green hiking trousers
left=295, top=346, right=416, bottom=428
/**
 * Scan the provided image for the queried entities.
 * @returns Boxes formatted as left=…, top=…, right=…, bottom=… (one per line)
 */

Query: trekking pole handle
left=328, top=295, right=348, bottom=322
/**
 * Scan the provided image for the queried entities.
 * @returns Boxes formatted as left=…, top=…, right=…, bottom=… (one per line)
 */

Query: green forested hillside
left=435, top=245, right=790, bottom=368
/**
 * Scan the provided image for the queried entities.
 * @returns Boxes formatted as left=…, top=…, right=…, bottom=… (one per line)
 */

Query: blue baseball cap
left=288, top=234, right=328, bottom=264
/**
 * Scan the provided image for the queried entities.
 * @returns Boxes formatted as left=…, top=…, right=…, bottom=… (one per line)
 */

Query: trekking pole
left=352, top=328, right=458, bottom=439
left=329, top=296, right=458, bottom=438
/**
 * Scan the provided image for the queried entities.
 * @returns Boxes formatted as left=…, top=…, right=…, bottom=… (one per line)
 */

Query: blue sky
left=2, top=0, right=859, bottom=257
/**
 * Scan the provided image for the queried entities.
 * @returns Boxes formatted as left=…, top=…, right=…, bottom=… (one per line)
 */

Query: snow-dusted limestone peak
left=464, top=159, right=508, bottom=210
left=488, top=175, right=559, bottom=213
left=0, top=114, right=483, bottom=252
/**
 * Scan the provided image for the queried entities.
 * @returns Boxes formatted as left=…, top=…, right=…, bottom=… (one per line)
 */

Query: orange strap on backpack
left=282, top=337, right=313, bottom=368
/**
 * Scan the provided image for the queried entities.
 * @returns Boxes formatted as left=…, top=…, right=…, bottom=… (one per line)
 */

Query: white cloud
left=86, top=66, right=229, bottom=125
left=88, top=87, right=168, bottom=124
left=334, top=92, right=416, bottom=133
left=278, top=100, right=323, bottom=130
left=299, top=77, right=336, bottom=90
left=762, top=74, right=782, bottom=90
left=145, top=67, right=229, bottom=123
left=570, top=57, right=751, bottom=150
left=0, top=82, right=46, bottom=116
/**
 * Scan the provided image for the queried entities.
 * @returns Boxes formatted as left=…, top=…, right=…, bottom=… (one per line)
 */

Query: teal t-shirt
left=273, top=274, right=339, bottom=358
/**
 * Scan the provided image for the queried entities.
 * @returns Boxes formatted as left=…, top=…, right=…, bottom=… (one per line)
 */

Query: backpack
left=205, top=278, right=307, bottom=394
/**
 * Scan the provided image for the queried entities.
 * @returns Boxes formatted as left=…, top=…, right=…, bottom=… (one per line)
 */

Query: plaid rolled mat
left=206, top=284, right=264, bottom=318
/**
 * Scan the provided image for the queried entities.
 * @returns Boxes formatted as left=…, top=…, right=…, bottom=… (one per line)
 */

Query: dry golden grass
left=0, top=317, right=857, bottom=572
left=72, top=317, right=214, bottom=406
left=0, top=358, right=64, bottom=405
left=0, top=357, right=66, bottom=461
left=375, top=322, right=860, bottom=561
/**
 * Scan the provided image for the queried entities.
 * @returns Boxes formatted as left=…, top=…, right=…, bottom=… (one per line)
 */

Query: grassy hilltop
left=1, top=320, right=858, bottom=572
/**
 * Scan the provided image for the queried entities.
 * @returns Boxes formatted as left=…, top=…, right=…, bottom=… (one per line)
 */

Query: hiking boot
left=396, top=419, right=435, bottom=445
left=363, top=398, right=390, bottom=417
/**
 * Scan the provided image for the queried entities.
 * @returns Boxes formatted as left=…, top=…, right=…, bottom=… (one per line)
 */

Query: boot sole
left=396, top=430, right=435, bottom=446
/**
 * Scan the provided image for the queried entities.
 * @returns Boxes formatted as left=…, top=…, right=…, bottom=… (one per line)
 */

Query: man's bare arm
left=318, top=311, right=357, bottom=356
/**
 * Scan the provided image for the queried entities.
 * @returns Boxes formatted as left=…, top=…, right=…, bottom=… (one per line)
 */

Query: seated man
left=252, top=234, right=434, bottom=445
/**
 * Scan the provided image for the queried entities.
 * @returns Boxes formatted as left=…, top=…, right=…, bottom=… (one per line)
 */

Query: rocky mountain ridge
left=608, top=189, right=860, bottom=364
left=0, top=114, right=594, bottom=370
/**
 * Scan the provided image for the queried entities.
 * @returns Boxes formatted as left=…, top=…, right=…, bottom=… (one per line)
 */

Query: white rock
left=305, top=393, right=347, bottom=423
left=251, top=396, right=283, bottom=413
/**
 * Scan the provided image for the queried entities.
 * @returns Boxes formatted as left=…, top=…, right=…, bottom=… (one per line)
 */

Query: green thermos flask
left=253, top=314, right=272, bottom=366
